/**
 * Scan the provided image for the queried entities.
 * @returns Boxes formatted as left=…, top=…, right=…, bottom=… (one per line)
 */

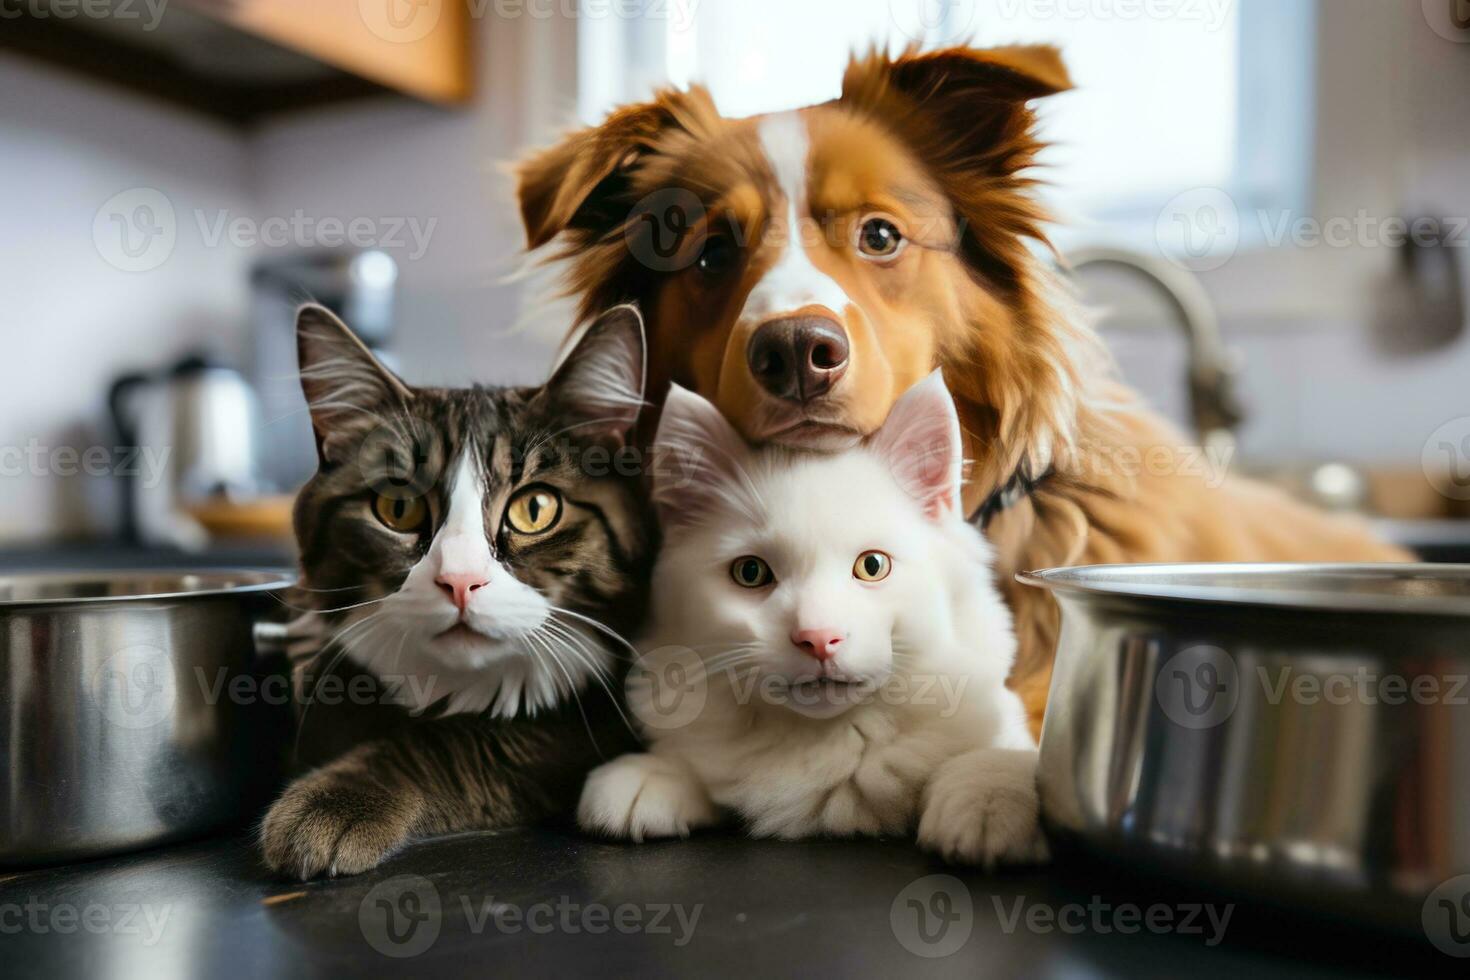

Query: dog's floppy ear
left=515, top=89, right=717, bottom=250
left=842, top=44, right=1072, bottom=284
left=847, top=44, right=1071, bottom=104
left=841, top=44, right=1071, bottom=179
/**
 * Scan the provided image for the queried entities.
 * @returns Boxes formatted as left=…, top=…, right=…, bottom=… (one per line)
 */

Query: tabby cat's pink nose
left=792, top=628, right=845, bottom=662
left=436, top=572, right=489, bottom=612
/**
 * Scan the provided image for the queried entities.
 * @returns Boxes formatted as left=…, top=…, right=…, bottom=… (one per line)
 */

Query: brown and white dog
left=515, top=44, right=1407, bottom=732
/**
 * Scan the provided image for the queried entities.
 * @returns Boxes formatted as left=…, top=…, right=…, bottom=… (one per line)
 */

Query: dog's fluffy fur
left=515, top=44, right=1408, bottom=732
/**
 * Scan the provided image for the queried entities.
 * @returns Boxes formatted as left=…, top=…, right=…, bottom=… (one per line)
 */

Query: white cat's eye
left=853, top=550, right=892, bottom=582
left=505, top=486, right=562, bottom=535
left=372, top=492, right=428, bottom=533
left=730, top=555, right=774, bottom=588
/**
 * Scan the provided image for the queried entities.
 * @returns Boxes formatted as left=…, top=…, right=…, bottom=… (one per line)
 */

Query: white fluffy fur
left=578, top=373, right=1047, bottom=865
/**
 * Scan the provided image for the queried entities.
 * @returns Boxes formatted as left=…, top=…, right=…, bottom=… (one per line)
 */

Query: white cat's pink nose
left=792, top=628, right=845, bottom=661
left=436, top=572, right=489, bottom=612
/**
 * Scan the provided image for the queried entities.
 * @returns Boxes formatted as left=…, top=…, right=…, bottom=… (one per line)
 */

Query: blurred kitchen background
left=1, top=0, right=1468, bottom=566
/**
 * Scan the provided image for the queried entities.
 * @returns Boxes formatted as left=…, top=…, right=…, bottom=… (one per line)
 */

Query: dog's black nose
left=746, top=316, right=850, bottom=402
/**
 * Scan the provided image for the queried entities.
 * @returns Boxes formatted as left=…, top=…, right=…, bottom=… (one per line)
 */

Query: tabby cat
left=261, top=303, right=652, bottom=880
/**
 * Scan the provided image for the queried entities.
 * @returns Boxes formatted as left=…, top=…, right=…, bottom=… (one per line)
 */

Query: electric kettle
left=109, top=356, right=266, bottom=550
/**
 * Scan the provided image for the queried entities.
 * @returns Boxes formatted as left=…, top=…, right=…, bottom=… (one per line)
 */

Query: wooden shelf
left=0, top=0, right=473, bottom=124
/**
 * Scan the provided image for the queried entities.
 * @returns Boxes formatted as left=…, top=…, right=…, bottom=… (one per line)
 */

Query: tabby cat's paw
left=261, top=772, right=424, bottom=880
left=917, top=748, right=1049, bottom=868
left=578, top=753, right=716, bottom=842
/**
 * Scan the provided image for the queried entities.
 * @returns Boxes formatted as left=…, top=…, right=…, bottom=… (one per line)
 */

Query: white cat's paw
left=917, top=748, right=1049, bottom=867
left=578, top=753, right=717, bottom=842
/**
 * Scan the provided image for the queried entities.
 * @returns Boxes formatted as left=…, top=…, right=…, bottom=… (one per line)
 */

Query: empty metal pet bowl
left=1022, top=563, right=1470, bottom=935
left=0, top=570, right=295, bottom=865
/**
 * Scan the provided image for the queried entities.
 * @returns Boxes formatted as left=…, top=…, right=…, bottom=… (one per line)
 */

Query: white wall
left=0, top=55, right=256, bottom=542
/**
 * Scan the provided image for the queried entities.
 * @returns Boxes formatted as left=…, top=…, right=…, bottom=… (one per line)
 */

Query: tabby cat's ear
left=296, top=303, right=411, bottom=464
left=651, top=384, right=753, bottom=530
left=866, top=370, right=964, bottom=521
left=542, top=304, right=647, bottom=444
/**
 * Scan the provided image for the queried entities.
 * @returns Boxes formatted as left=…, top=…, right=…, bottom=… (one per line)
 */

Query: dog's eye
left=853, top=550, right=892, bottom=582
left=856, top=218, right=904, bottom=260
left=372, top=493, right=428, bottom=533
left=730, top=555, right=774, bottom=588
left=696, top=236, right=737, bottom=277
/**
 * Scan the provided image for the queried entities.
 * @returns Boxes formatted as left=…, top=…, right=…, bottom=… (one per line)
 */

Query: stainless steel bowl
left=1022, top=563, right=1470, bottom=933
left=0, top=570, right=295, bottom=865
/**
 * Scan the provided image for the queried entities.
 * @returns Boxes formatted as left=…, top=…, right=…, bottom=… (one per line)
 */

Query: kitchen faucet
left=1065, top=245, right=1245, bottom=457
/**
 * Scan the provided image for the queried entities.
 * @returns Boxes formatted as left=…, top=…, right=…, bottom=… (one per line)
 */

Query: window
left=578, top=0, right=1315, bottom=245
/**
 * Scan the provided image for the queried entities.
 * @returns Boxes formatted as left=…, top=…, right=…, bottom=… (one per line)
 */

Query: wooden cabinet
left=0, top=0, right=474, bottom=123
left=183, top=0, right=472, bottom=107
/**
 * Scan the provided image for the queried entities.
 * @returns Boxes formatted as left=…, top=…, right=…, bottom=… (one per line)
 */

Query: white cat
left=578, top=371, right=1047, bottom=865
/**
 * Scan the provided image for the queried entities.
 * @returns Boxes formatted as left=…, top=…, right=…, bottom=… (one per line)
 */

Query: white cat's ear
left=866, top=369, right=963, bottom=520
left=296, top=303, right=412, bottom=464
left=543, top=304, right=647, bottom=444
left=652, top=384, right=754, bottom=529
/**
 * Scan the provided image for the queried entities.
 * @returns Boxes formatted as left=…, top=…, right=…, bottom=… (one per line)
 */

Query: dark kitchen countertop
left=3, top=540, right=1463, bottom=976
left=0, top=826, right=1457, bottom=979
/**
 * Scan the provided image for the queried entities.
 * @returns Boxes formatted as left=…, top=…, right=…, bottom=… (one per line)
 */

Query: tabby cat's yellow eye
left=853, top=550, right=892, bottom=582
left=730, top=556, right=774, bottom=589
left=372, top=493, right=427, bottom=533
left=505, top=486, right=562, bottom=535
